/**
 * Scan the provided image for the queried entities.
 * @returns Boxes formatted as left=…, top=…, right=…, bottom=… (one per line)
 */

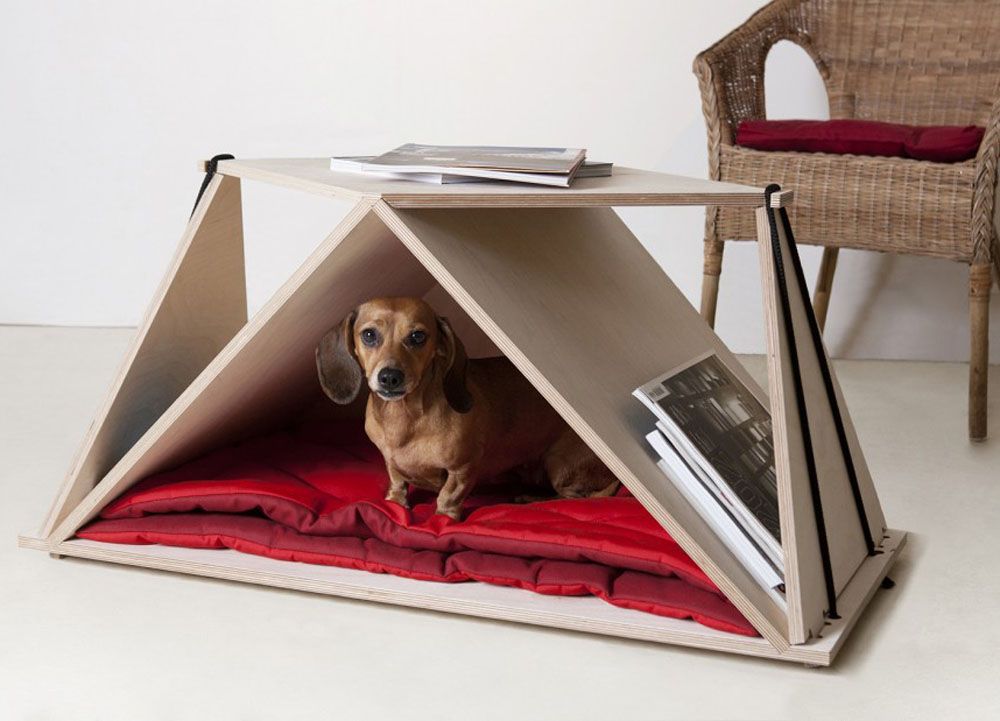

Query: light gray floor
left=3, top=325, right=999, bottom=721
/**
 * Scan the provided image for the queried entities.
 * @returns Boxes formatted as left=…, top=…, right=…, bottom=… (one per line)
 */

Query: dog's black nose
left=378, top=367, right=405, bottom=390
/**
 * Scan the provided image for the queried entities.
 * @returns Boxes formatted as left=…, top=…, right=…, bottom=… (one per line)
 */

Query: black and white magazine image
left=654, top=354, right=781, bottom=541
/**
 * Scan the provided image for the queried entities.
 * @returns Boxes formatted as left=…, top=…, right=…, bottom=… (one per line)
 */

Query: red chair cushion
left=736, top=119, right=984, bottom=163
left=77, top=419, right=757, bottom=637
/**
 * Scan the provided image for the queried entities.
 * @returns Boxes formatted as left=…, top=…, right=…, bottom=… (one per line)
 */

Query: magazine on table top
left=365, top=143, right=587, bottom=174
left=330, top=156, right=612, bottom=185
left=330, top=156, right=487, bottom=184
left=633, top=351, right=784, bottom=571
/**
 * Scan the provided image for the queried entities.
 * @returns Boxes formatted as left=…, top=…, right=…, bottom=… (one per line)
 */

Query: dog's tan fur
left=316, top=297, right=619, bottom=519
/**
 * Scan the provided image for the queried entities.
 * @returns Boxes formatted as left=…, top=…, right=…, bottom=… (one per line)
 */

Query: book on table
left=330, top=155, right=612, bottom=185
left=633, top=351, right=785, bottom=600
left=329, top=144, right=609, bottom=187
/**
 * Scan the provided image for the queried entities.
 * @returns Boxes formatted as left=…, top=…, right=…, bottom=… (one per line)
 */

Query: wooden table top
left=215, top=157, right=790, bottom=209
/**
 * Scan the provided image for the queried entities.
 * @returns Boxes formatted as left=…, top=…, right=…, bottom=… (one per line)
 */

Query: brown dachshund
left=316, top=297, right=619, bottom=519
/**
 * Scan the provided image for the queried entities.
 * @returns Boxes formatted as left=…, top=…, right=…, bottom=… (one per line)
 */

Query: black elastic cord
left=763, top=184, right=840, bottom=619
left=191, top=153, right=235, bottom=217
left=776, top=208, right=877, bottom=556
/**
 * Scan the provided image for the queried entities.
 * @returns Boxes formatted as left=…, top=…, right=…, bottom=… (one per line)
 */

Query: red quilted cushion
left=736, top=119, right=984, bottom=163
left=77, top=419, right=756, bottom=636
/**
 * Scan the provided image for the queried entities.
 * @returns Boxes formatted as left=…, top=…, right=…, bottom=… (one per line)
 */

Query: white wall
left=2, top=0, right=997, bottom=361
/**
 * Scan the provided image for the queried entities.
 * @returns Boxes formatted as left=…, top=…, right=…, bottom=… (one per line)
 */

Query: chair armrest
left=973, top=96, right=1000, bottom=266
left=693, top=0, right=824, bottom=176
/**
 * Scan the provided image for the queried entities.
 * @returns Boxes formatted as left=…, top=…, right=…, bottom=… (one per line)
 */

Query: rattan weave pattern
left=693, top=0, right=1000, bottom=268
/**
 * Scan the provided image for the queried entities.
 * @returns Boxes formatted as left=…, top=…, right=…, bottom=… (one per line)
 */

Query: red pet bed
left=78, top=419, right=756, bottom=636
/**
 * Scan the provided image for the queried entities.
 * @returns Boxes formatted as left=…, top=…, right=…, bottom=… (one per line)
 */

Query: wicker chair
left=694, top=0, right=1000, bottom=440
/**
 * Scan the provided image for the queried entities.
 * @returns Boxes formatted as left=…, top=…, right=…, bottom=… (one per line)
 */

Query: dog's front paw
left=385, top=490, right=410, bottom=508
left=435, top=503, right=463, bottom=522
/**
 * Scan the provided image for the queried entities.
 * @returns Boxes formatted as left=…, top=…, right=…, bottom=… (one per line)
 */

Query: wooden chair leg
left=969, top=262, right=993, bottom=441
left=700, top=239, right=725, bottom=328
left=812, top=247, right=839, bottom=332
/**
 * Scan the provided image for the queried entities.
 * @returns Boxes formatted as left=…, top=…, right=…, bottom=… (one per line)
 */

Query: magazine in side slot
left=645, top=431, right=785, bottom=604
left=654, top=418, right=784, bottom=571
left=632, top=351, right=784, bottom=570
left=632, top=387, right=783, bottom=571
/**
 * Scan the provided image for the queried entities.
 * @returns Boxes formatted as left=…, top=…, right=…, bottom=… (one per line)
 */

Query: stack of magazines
left=330, top=144, right=612, bottom=187
left=633, top=351, right=785, bottom=601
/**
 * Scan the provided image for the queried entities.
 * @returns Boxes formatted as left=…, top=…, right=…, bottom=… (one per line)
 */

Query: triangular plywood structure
left=22, top=159, right=906, bottom=666
left=755, top=201, right=890, bottom=644
left=41, top=175, right=247, bottom=537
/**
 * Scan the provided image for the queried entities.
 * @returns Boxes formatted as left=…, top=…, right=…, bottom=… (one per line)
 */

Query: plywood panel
left=376, top=203, right=790, bottom=649
left=42, top=175, right=247, bottom=537
left=421, top=285, right=500, bottom=358
left=51, top=204, right=438, bottom=543
left=756, top=205, right=887, bottom=644
left=215, top=158, right=791, bottom=209
left=39, top=186, right=901, bottom=660
left=18, top=528, right=905, bottom=666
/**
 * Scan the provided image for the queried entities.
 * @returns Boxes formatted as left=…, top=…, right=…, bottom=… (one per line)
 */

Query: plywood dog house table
left=20, top=158, right=906, bottom=665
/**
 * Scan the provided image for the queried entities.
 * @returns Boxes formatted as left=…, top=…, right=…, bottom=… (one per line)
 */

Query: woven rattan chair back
left=695, top=0, right=1000, bottom=440
left=814, top=0, right=1000, bottom=125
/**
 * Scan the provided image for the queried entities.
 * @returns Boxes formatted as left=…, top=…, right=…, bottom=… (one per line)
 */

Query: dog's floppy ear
left=437, top=316, right=472, bottom=413
left=316, top=310, right=363, bottom=404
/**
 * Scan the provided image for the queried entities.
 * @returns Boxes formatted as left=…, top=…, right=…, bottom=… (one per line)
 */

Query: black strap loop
left=763, top=183, right=840, bottom=619
left=191, top=153, right=235, bottom=217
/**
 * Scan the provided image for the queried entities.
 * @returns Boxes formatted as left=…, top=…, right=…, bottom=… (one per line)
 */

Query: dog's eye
left=407, top=330, right=427, bottom=347
left=360, top=328, right=379, bottom=346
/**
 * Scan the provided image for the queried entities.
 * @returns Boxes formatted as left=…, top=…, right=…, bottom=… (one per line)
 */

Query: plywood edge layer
left=382, top=193, right=770, bottom=209
left=18, top=533, right=49, bottom=551
left=17, top=530, right=905, bottom=666
left=213, top=158, right=778, bottom=209
left=215, top=159, right=377, bottom=204
left=18, top=536, right=806, bottom=664
left=769, top=189, right=794, bottom=208
left=807, top=529, right=907, bottom=663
